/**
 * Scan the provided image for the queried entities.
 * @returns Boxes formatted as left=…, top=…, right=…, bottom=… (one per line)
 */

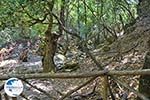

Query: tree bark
left=42, top=0, right=56, bottom=72
left=137, top=0, right=150, bottom=17
left=137, top=51, right=150, bottom=100
left=137, top=1, right=150, bottom=99
left=59, top=0, right=65, bottom=34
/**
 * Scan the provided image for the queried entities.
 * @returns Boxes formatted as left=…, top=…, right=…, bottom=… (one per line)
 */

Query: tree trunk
left=137, top=0, right=150, bottom=17
left=137, top=51, right=150, bottom=100
left=137, top=0, right=150, bottom=99
left=138, top=40, right=150, bottom=99
left=42, top=26, right=55, bottom=72
left=42, top=0, right=55, bottom=73
left=59, top=0, right=65, bottom=34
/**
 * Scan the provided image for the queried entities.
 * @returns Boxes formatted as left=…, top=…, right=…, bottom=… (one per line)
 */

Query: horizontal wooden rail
left=0, top=69, right=150, bottom=80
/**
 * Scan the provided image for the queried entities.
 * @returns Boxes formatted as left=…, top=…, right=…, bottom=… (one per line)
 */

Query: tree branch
left=52, top=12, right=104, bottom=69
left=52, top=12, right=81, bottom=39
left=19, top=3, right=48, bottom=26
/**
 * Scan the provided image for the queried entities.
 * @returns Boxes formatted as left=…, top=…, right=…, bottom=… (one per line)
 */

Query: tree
left=0, top=0, right=138, bottom=73
left=0, top=0, right=59, bottom=72
left=136, top=0, right=150, bottom=99
left=1, top=0, right=150, bottom=99
left=108, top=0, right=150, bottom=99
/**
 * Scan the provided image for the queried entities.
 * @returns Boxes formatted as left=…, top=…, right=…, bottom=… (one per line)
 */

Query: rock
left=54, top=53, right=66, bottom=69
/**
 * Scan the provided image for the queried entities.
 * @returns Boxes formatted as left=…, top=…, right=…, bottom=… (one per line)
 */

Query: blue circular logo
left=4, top=78, right=24, bottom=97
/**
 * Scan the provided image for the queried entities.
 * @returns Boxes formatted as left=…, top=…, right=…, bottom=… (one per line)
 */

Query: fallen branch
left=0, top=69, right=150, bottom=80
left=81, top=45, right=103, bottom=69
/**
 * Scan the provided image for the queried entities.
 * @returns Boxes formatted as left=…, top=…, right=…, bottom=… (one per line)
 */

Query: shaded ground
left=0, top=37, right=147, bottom=100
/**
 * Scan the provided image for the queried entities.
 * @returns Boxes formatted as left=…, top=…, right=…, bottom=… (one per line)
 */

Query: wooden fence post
left=103, top=75, right=108, bottom=100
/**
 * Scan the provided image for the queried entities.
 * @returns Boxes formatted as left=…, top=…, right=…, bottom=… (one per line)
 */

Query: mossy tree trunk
left=137, top=0, right=150, bottom=99
left=42, top=0, right=56, bottom=73
left=138, top=51, right=150, bottom=100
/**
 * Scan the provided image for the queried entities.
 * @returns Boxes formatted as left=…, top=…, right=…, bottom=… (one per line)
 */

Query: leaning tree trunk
left=137, top=0, right=150, bottom=99
left=42, top=0, right=55, bottom=73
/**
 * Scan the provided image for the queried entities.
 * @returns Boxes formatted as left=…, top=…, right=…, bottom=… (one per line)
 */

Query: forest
left=0, top=0, right=150, bottom=100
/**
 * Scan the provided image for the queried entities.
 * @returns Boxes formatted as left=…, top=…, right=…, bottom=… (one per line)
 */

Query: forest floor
left=0, top=37, right=146, bottom=100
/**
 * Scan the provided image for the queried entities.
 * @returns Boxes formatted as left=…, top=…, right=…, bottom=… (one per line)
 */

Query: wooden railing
left=0, top=69, right=150, bottom=100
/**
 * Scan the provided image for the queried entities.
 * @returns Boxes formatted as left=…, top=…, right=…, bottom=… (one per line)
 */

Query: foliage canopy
left=0, top=0, right=138, bottom=46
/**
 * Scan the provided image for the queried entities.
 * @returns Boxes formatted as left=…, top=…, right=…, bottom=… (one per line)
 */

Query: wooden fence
left=0, top=69, right=150, bottom=100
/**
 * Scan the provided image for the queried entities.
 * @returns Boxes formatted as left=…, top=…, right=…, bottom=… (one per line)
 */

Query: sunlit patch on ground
left=0, top=59, right=18, bottom=67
